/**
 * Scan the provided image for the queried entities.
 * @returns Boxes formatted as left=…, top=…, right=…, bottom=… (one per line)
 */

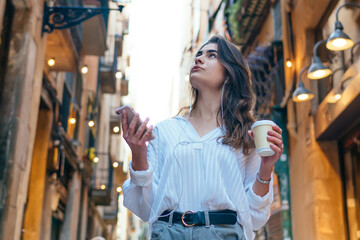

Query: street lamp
left=327, top=76, right=353, bottom=103
left=326, top=3, right=360, bottom=51
left=307, top=40, right=332, bottom=80
left=293, top=66, right=314, bottom=102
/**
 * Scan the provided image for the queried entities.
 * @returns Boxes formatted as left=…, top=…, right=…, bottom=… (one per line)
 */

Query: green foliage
left=225, top=0, right=244, bottom=44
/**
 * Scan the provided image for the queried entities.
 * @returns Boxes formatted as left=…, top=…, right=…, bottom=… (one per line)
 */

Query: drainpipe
left=272, top=105, right=293, bottom=240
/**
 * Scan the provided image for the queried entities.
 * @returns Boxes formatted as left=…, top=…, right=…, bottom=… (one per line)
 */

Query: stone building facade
left=223, top=0, right=360, bottom=239
left=0, top=0, right=129, bottom=239
left=179, top=0, right=360, bottom=239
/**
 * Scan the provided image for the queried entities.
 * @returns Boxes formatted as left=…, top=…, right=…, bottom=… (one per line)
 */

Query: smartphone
left=115, top=105, right=155, bottom=140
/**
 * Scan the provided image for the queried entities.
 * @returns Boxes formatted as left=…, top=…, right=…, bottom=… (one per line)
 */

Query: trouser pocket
left=208, top=224, right=245, bottom=240
left=150, top=222, right=167, bottom=240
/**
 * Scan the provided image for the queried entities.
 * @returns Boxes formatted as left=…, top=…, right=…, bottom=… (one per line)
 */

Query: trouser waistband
left=157, top=209, right=237, bottom=227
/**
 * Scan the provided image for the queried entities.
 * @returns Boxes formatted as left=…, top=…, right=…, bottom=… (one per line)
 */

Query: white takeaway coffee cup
left=251, top=120, right=276, bottom=157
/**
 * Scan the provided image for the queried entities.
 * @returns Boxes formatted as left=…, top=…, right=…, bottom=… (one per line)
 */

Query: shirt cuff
left=129, top=161, right=153, bottom=187
left=247, top=176, right=273, bottom=209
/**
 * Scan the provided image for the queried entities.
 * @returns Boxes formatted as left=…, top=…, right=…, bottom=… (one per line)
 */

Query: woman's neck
left=190, top=90, right=221, bottom=121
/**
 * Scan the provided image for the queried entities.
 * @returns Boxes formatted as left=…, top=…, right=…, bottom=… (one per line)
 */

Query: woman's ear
left=248, top=130, right=254, bottom=140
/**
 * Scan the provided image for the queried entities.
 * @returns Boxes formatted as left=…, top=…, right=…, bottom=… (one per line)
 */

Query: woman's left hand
left=248, top=124, right=284, bottom=170
left=248, top=125, right=284, bottom=195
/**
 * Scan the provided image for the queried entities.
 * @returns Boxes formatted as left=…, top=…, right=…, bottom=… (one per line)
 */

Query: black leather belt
left=158, top=210, right=237, bottom=227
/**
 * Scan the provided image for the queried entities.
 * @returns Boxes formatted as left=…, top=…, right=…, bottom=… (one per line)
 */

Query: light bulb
left=327, top=38, right=354, bottom=51
left=113, top=162, right=119, bottom=168
left=48, top=58, right=55, bottom=67
left=334, top=93, right=342, bottom=100
left=286, top=60, right=292, bottom=68
left=308, top=69, right=332, bottom=80
left=113, top=126, right=120, bottom=133
left=296, top=93, right=310, bottom=101
left=69, top=117, right=76, bottom=124
left=81, top=65, right=88, bottom=74
left=88, top=120, right=95, bottom=127
left=93, top=157, right=99, bottom=163
left=115, top=71, right=123, bottom=79
left=116, top=187, right=122, bottom=193
left=328, top=93, right=342, bottom=103
left=100, top=184, right=106, bottom=190
left=332, top=39, right=347, bottom=48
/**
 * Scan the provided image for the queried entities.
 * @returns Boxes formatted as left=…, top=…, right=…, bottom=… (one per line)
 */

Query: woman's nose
left=195, top=56, right=203, bottom=64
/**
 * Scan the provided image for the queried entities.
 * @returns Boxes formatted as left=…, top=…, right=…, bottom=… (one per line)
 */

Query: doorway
left=340, top=123, right=360, bottom=240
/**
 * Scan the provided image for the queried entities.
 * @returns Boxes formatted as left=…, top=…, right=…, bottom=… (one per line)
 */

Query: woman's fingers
left=273, top=125, right=282, bottom=135
left=267, top=134, right=282, bottom=147
left=133, top=117, right=149, bottom=140
left=139, top=125, right=154, bottom=145
left=267, top=125, right=284, bottom=153
left=128, top=113, right=139, bottom=137
left=121, top=110, right=128, bottom=134
left=122, top=112, right=153, bottom=146
left=270, top=143, right=283, bottom=155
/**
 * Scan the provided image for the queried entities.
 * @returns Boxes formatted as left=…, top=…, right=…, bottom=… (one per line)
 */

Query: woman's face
left=189, top=43, right=226, bottom=92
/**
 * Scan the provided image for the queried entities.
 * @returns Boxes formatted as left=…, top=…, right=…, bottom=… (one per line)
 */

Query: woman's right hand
left=121, top=110, right=153, bottom=171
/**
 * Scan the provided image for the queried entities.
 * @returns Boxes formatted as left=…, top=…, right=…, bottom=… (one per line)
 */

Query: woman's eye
left=209, top=53, right=216, bottom=58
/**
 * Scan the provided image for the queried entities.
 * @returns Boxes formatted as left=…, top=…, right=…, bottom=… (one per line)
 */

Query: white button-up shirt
left=123, top=116, right=273, bottom=240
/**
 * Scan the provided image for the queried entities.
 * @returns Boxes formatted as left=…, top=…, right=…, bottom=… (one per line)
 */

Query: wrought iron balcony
left=103, top=205, right=118, bottom=225
left=91, top=188, right=111, bottom=206
left=91, top=153, right=114, bottom=205
left=99, top=38, right=118, bottom=94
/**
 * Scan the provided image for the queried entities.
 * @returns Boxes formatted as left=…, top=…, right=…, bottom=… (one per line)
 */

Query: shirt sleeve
left=122, top=126, right=162, bottom=222
left=243, top=148, right=274, bottom=230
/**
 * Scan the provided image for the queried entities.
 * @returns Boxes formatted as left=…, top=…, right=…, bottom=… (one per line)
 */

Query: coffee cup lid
left=251, top=120, right=276, bottom=130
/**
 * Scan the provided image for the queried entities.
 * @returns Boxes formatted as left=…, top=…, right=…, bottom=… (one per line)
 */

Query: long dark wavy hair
left=180, top=35, right=256, bottom=155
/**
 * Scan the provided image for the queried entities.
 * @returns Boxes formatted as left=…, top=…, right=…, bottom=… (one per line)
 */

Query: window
left=59, top=72, right=83, bottom=139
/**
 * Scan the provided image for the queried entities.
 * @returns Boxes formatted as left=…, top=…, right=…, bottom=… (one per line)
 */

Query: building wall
left=22, top=110, right=53, bottom=240
left=0, top=0, right=48, bottom=238
left=0, top=0, right=126, bottom=238
left=0, top=0, right=6, bottom=33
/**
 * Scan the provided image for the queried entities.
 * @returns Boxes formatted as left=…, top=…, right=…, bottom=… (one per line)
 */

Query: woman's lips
left=191, top=66, right=203, bottom=72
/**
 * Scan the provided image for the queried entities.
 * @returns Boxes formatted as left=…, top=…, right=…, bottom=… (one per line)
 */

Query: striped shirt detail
left=123, top=116, right=273, bottom=240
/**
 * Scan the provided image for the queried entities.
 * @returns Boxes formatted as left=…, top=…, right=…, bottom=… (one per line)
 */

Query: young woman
left=121, top=35, right=284, bottom=240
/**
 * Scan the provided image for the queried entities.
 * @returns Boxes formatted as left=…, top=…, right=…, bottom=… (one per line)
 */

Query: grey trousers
left=150, top=212, right=245, bottom=240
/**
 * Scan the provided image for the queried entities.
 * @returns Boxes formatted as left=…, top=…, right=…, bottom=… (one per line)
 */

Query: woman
left=121, top=35, right=284, bottom=240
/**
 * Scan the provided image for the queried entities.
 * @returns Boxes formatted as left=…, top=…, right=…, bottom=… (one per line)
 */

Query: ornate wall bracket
left=42, top=2, right=124, bottom=35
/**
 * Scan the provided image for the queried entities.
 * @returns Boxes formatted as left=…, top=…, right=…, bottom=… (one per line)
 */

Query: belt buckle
left=181, top=210, right=195, bottom=227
